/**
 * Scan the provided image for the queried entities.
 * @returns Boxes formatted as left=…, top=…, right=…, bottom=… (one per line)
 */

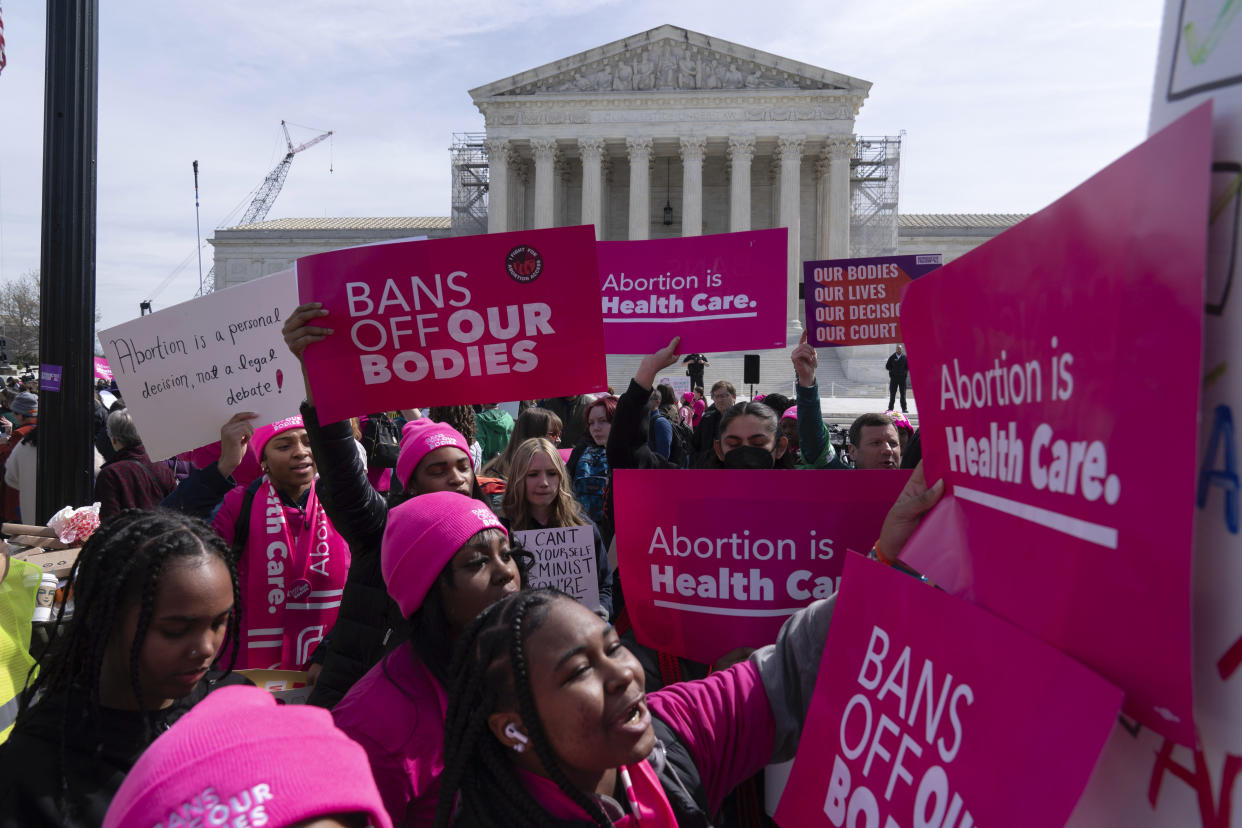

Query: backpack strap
left=229, top=477, right=267, bottom=563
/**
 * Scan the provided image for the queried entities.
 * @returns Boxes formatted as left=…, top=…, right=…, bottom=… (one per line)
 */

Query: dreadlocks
left=435, top=588, right=613, bottom=828
left=20, top=508, right=241, bottom=721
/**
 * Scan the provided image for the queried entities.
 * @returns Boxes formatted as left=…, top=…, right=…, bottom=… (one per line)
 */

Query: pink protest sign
left=775, top=553, right=1121, bottom=828
left=297, top=227, right=608, bottom=423
left=613, top=468, right=908, bottom=663
left=898, top=104, right=1211, bottom=745
left=93, top=356, right=113, bottom=382
left=597, top=229, right=787, bottom=354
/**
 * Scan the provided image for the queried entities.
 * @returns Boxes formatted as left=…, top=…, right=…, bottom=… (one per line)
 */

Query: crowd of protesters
left=0, top=309, right=935, bottom=828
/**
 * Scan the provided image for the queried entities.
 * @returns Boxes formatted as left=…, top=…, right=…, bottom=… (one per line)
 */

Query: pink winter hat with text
left=249, top=415, right=305, bottom=463
left=395, top=417, right=471, bottom=490
left=382, top=490, right=506, bottom=617
left=103, top=685, right=392, bottom=828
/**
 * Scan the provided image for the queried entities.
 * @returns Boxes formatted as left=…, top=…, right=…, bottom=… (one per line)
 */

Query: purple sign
left=802, top=254, right=942, bottom=347
left=39, top=364, right=63, bottom=392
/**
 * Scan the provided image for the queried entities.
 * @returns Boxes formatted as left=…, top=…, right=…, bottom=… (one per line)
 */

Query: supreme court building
left=210, top=25, right=1021, bottom=394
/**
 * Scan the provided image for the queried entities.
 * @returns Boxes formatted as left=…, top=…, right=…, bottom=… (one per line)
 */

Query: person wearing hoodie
left=476, top=404, right=515, bottom=466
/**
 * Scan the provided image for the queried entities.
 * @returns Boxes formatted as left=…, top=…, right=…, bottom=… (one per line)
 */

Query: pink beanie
left=395, top=418, right=471, bottom=490
left=382, top=490, right=506, bottom=617
left=103, top=685, right=392, bottom=828
left=249, top=415, right=305, bottom=464
left=782, top=405, right=798, bottom=421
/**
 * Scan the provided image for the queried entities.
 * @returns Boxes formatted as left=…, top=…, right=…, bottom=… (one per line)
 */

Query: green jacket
left=476, top=408, right=514, bottom=464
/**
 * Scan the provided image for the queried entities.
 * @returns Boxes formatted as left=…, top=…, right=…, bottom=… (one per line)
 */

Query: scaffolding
left=850, top=134, right=902, bottom=258
left=450, top=133, right=489, bottom=236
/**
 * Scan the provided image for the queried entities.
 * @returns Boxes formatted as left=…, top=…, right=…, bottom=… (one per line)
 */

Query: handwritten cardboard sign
left=513, top=525, right=600, bottom=611
left=613, top=469, right=908, bottom=663
left=802, top=254, right=941, bottom=347
left=98, top=269, right=302, bottom=460
left=296, top=226, right=608, bottom=423
left=775, top=553, right=1121, bottom=828
left=899, top=105, right=1211, bottom=745
left=597, top=229, right=787, bottom=354
left=658, top=375, right=692, bottom=397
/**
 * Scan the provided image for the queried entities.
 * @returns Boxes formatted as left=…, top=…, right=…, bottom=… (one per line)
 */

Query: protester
left=678, top=392, right=695, bottom=427
left=360, top=410, right=403, bottom=493
left=790, top=331, right=844, bottom=469
left=104, top=684, right=392, bottom=828
left=500, top=437, right=613, bottom=617
left=646, top=386, right=675, bottom=461
left=886, top=343, right=909, bottom=413
left=566, top=395, right=617, bottom=541
left=164, top=412, right=351, bottom=671
left=482, top=406, right=563, bottom=482
left=0, top=392, right=37, bottom=521
left=94, top=408, right=176, bottom=520
left=690, top=387, right=706, bottom=427
left=331, top=491, right=530, bottom=825
left=0, top=509, right=245, bottom=828
left=281, top=301, right=494, bottom=709
left=429, top=405, right=483, bottom=471
left=476, top=403, right=515, bottom=465
left=691, top=379, right=736, bottom=456
left=886, top=409, right=915, bottom=454
left=536, top=395, right=591, bottom=448
left=847, top=412, right=901, bottom=470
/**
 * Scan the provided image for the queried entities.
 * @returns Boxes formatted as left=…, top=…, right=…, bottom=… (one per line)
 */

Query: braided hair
left=20, top=508, right=241, bottom=719
left=435, top=589, right=613, bottom=828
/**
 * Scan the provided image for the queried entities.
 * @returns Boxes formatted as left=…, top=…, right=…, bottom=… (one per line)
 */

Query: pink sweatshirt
left=332, top=643, right=447, bottom=826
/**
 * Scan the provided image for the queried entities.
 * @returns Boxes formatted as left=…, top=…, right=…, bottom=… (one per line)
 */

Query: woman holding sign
left=500, top=437, right=613, bottom=618
left=281, top=302, right=499, bottom=709
left=432, top=466, right=946, bottom=828
left=331, top=491, right=532, bottom=826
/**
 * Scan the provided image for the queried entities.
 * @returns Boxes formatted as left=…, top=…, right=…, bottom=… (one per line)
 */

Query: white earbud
left=504, top=722, right=529, bottom=752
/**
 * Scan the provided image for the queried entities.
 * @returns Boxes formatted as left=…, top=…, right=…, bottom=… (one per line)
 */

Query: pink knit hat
left=103, top=685, right=392, bottom=828
left=249, top=415, right=306, bottom=463
left=382, top=490, right=506, bottom=617
left=782, top=405, right=798, bottom=421
left=394, top=418, right=471, bottom=490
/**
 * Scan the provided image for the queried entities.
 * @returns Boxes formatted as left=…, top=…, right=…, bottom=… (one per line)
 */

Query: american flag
left=0, top=4, right=7, bottom=77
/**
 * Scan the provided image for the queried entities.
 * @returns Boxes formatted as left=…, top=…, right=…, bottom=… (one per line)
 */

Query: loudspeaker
left=743, top=354, right=760, bottom=385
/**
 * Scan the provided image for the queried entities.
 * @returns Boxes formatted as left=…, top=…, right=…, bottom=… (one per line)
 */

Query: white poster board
left=513, top=525, right=600, bottom=612
left=658, top=375, right=692, bottom=397
left=98, top=269, right=302, bottom=459
left=1068, top=3, right=1242, bottom=825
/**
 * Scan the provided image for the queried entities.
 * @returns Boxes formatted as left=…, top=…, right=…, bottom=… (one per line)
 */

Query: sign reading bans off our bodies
left=612, top=469, right=908, bottom=663
left=597, top=228, right=787, bottom=354
left=775, top=554, right=1121, bottom=828
left=898, top=105, right=1211, bottom=746
left=802, top=254, right=941, bottom=347
left=297, top=226, right=608, bottom=423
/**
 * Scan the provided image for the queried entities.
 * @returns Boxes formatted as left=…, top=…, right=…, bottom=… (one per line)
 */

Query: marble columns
left=484, top=138, right=511, bottom=234
left=531, top=138, right=558, bottom=230
left=777, top=135, right=805, bottom=333
left=578, top=137, right=605, bottom=239
left=727, top=136, right=754, bottom=233
left=626, top=137, right=653, bottom=240
left=679, top=137, right=706, bottom=237
left=825, top=135, right=854, bottom=258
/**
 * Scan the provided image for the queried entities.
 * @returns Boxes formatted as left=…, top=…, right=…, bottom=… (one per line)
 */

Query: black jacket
left=607, top=379, right=682, bottom=472
left=885, top=352, right=908, bottom=381
left=301, top=402, right=407, bottom=709
left=0, top=672, right=246, bottom=828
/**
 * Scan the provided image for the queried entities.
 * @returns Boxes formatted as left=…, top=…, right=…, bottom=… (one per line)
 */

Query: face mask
left=722, top=445, right=775, bottom=470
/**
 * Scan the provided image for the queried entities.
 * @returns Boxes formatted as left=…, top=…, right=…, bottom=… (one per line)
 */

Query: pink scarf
left=237, top=477, right=350, bottom=670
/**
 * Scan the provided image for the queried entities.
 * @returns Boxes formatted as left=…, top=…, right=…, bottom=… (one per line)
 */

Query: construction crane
left=143, top=120, right=333, bottom=310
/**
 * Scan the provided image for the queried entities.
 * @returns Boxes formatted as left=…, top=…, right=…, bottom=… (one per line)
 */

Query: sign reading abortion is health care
left=297, top=226, right=607, bottom=424
left=774, top=554, right=1121, bottom=828
left=613, top=469, right=908, bottom=663
left=597, top=228, right=787, bottom=354
left=98, top=268, right=301, bottom=460
left=513, top=525, right=600, bottom=612
left=899, top=105, right=1211, bottom=745
left=802, top=254, right=941, bottom=347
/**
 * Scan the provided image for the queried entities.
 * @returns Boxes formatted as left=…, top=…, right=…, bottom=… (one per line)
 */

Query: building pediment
left=469, top=24, right=870, bottom=100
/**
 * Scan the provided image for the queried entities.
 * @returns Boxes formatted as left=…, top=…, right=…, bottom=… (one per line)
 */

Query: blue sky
left=0, top=0, right=1162, bottom=330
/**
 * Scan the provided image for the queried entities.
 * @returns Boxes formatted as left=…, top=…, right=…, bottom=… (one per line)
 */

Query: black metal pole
left=36, top=0, right=99, bottom=523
